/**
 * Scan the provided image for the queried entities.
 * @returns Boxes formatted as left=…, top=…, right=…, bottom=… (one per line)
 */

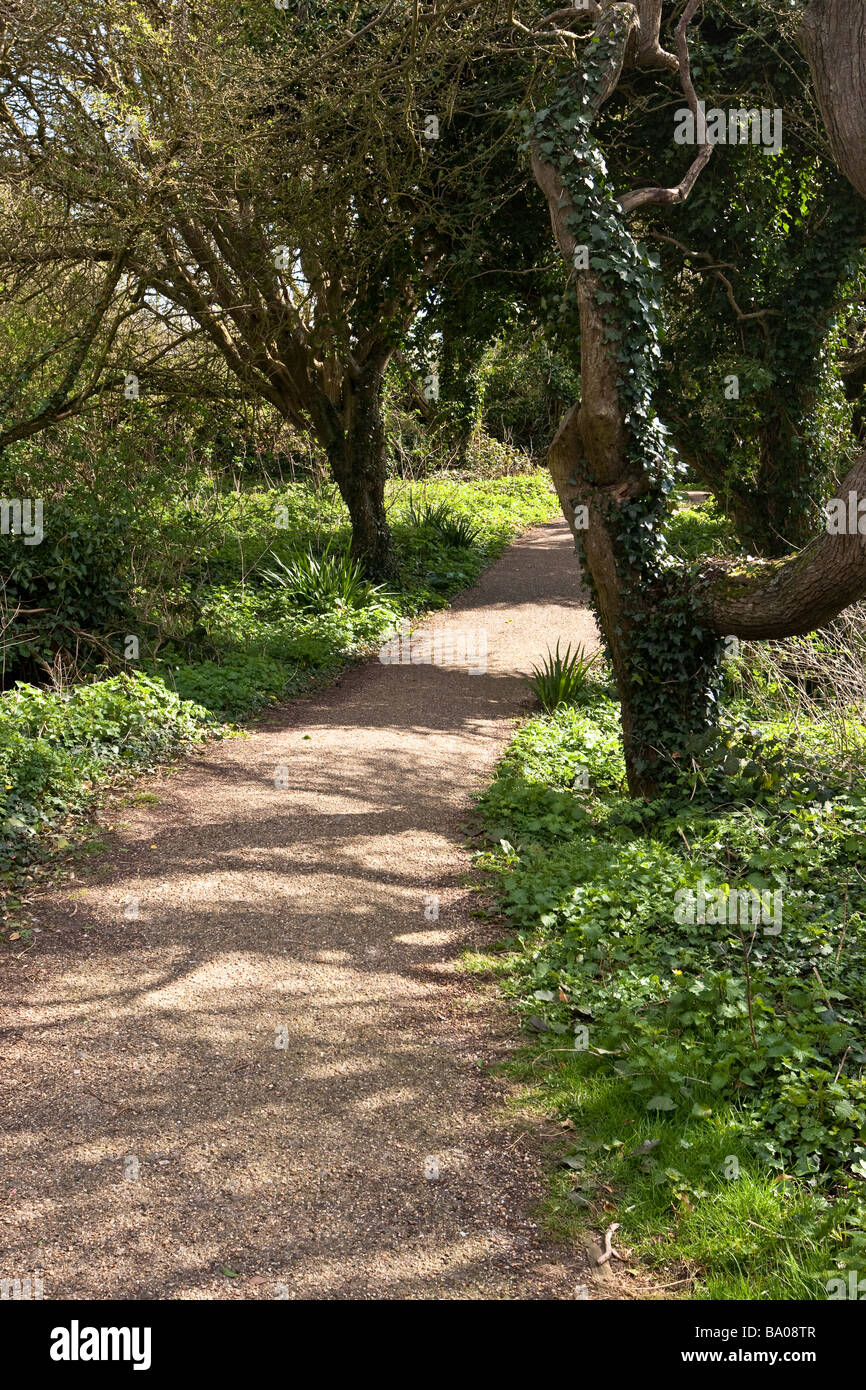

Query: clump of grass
left=407, top=495, right=481, bottom=548
left=527, top=641, right=599, bottom=713
left=260, top=541, right=392, bottom=613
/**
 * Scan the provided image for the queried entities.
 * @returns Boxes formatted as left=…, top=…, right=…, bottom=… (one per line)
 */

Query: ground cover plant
left=471, top=503, right=866, bottom=1298
left=0, top=672, right=219, bottom=892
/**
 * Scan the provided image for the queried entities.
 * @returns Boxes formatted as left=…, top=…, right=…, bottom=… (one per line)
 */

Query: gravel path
left=1, top=518, right=609, bottom=1301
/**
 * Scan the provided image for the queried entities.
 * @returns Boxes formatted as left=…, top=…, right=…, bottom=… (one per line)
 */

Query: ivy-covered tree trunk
left=324, top=366, right=399, bottom=582
left=530, top=0, right=866, bottom=797
left=531, top=7, right=722, bottom=797
left=538, top=197, right=721, bottom=797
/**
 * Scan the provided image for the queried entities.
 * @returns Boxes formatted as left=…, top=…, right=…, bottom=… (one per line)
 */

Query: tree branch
left=617, top=0, right=713, bottom=213
left=699, top=451, right=866, bottom=638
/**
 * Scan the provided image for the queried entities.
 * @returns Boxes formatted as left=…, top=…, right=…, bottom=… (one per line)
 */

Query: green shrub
left=480, top=332, right=580, bottom=456
left=663, top=496, right=739, bottom=565
left=260, top=540, right=392, bottom=613
left=0, top=500, right=129, bottom=682
left=406, top=495, right=480, bottom=548
left=0, top=672, right=216, bottom=866
left=153, top=652, right=303, bottom=721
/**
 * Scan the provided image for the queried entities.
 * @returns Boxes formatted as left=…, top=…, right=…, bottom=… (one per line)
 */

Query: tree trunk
left=545, top=279, right=720, bottom=799
left=800, top=1, right=866, bottom=201
left=528, top=4, right=729, bottom=796
left=529, top=0, right=866, bottom=796
left=325, top=370, right=399, bottom=582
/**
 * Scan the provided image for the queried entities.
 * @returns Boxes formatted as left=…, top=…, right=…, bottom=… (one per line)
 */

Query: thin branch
left=618, top=0, right=713, bottom=214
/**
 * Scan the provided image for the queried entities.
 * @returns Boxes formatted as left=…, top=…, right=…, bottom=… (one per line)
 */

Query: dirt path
left=1, top=519, right=606, bottom=1301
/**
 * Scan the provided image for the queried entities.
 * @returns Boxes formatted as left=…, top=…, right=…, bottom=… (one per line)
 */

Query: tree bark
left=699, top=450, right=866, bottom=639
left=325, top=369, right=399, bottom=582
left=800, top=0, right=866, bottom=201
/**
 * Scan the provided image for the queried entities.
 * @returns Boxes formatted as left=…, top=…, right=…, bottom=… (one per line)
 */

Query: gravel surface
left=1, top=518, right=617, bottom=1301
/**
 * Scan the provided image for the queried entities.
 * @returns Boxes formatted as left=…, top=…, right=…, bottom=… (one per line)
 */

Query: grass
left=470, top=679, right=866, bottom=1300
left=136, top=471, right=559, bottom=720
left=519, top=1056, right=836, bottom=1300
left=665, top=494, right=740, bottom=564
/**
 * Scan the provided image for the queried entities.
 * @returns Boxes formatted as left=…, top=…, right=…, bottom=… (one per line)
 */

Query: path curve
left=2, top=518, right=604, bottom=1301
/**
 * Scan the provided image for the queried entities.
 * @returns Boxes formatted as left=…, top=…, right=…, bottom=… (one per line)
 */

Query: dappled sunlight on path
left=1, top=519, right=605, bottom=1301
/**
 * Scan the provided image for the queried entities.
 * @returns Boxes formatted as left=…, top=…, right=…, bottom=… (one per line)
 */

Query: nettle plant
left=523, top=0, right=866, bottom=796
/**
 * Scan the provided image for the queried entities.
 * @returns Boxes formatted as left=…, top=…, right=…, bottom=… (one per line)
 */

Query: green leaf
left=646, top=1094, right=676, bottom=1111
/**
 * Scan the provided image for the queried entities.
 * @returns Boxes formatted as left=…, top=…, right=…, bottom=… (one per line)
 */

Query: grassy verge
left=471, top=690, right=866, bottom=1299
left=143, top=472, right=559, bottom=718
left=469, top=497, right=866, bottom=1300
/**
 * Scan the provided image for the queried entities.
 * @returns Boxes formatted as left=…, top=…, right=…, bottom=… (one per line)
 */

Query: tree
left=0, top=0, right=533, bottom=576
left=0, top=191, right=145, bottom=452
left=523, top=0, right=866, bottom=793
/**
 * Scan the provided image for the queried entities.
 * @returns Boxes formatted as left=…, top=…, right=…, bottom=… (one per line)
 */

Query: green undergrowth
left=135, top=472, right=557, bottom=720
left=665, top=494, right=741, bottom=565
left=472, top=684, right=866, bottom=1300
left=0, top=672, right=219, bottom=882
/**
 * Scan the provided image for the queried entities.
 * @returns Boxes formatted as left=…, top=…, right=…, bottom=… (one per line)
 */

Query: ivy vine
left=530, top=26, right=723, bottom=788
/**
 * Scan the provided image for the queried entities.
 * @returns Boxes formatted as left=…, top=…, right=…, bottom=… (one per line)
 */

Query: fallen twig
left=597, top=1221, right=621, bottom=1265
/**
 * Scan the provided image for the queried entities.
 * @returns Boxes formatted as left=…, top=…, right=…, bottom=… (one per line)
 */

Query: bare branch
left=617, top=0, right=713, bottom=214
